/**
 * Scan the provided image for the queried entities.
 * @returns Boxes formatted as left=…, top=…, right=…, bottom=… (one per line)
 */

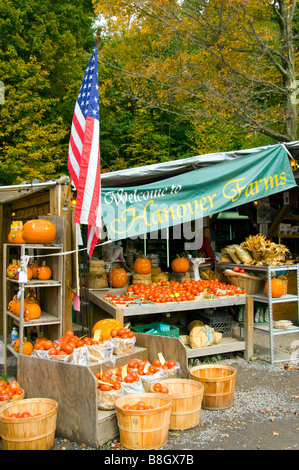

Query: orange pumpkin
left=24, top=303, right=41, bottom=320
left=6, top=261, right=20, bottom=279
left=30, top=261, right=40, bottom=279
left=9, top=229, right=26, bottom=244
left=171, top=255, right=189, bottom=273
left=14, top=339, right=33, bottom=355
left=265, top=278, right=286, bottom=298
left=108, top=267, right=128, bottom=288
left=92, top=319, right=123, bottom=340
left=22, top=219, right=56, bottom=244
left=133, top=256, right=152, bottom=274
left=37, top=264, right=52, bottom=280
left=13, top=266, right=33, bottom=281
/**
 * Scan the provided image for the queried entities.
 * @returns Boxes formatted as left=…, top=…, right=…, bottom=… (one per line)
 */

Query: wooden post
left=244, top=295, right=254, bottom=361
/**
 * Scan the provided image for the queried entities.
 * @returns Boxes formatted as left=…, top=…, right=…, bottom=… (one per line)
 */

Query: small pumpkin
left=24, top=302, right=41, bottom=320
left=37, top=261, right=52, bottom=280
left=14, top=339, right=33, bottom=355
left=133, top=256, right=152, bottom=274
left=13, top=266, right=33, bottom=281
left=22, top=219, right=56, bottom=244
left=171, top=255, right=190, bottom=273
left=9, top=229, right=26, bottom=244
left=265, top=278, right=286, bottom=298
left=29, top=260, right=40, bottom=279
left=108, top=267, right=128, bottom=288
left=6, top=260, right=20, bottom=279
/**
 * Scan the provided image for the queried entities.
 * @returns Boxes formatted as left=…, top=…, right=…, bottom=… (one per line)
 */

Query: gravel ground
left=1, top=331, right=298, bottom=453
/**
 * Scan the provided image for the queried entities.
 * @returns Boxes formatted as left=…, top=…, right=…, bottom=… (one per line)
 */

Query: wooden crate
left=17, top=346, right=148, bottom=448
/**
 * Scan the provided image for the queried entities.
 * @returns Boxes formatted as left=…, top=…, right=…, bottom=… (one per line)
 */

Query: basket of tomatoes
left=109, top=327, right=136, bottom=355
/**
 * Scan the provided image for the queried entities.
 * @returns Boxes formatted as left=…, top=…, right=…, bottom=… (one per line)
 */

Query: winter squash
left=13, top=266, right=33, bottom=281
left=265, top=278, right=286, bottom=298
left=29, top=260, right=40, bottom=279
left=108, top=267, right=128, bottom=288
left=37, top=262, right=52, bottom=280
left=22, top=219, right=56, bottom=244
left=6, top=261, right=20, bottom=279
left=171, top=255, right=190, bottom=273
left=92, top=318, right=123, bottom=340
left=14, top=339, right=33, bottom=355
left=24, top=302, right=41, bottom=320
left=8, top=229, right=25, bottom=244
left=133, top=256, right=152, bottom=274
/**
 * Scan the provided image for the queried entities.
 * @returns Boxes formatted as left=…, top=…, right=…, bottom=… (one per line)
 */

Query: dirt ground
left=1, top=331, right=298, bottom=453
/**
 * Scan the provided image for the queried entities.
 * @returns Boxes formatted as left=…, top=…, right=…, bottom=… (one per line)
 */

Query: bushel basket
left=224, top=270, right=265, bottom=294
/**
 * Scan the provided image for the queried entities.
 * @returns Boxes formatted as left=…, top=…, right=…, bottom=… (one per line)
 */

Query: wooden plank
left=185, top=337, right=246, bottom=358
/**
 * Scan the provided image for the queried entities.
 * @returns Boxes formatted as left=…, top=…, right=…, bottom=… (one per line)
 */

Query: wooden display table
left=89, top=289, right=254, bottom=362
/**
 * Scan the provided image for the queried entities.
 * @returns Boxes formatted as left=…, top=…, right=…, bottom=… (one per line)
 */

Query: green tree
left=94, top=0, right=299, bottom=148
left=0, top=0, right=96, bottom=184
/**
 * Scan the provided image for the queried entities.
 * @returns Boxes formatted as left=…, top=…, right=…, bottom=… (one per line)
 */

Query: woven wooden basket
left=225, top=271, right=265, bottom=294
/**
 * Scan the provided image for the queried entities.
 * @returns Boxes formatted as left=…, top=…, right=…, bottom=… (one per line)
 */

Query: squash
left=22, top=219, right=56, bottom=244
left=29, top=260, right=40, bottom=279
left=6, top=260, right=20, bottom=279
left=8, top=229, right=25, bottom=244
left=24, top=302, right=41, bottom=320
left=92, top=318, right=123, bottom=340
left=265, top=278, right=286, bottom=298
left=14, top=339, right=33, bottom=355
left=133, top=256, right=152, bottom=274
left=108, top=267, right=128, bottom=288
left=171, top=255, right=190, bottom=273
left=37, top=261, right=52, bottom=280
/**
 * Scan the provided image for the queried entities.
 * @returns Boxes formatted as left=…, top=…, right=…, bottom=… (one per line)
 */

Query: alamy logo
left=0, top=81, right=4, bottom=104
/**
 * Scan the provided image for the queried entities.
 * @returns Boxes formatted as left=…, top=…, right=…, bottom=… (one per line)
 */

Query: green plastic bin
left=131, top=322, right=180, bottom=338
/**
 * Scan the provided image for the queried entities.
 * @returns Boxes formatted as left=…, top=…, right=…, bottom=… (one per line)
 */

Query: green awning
left=101, top=144, right=297, bottom=241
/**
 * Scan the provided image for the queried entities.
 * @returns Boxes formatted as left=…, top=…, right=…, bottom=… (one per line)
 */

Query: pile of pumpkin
left=107, top=254, right=190, bottom=289
left=7, top=260, right=52, bottom=282
left=8, top=291, right=42, bottom=321
left=8, top=218, right=57, bottom=245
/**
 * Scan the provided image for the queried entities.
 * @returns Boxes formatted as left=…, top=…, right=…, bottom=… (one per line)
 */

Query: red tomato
left=20, top=412, right=32, bottom=418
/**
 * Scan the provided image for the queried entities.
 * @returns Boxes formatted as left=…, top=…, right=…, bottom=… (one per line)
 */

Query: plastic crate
left=131, top=322, right=180, bottom=338
left=196, top=310, right=232, bottom=337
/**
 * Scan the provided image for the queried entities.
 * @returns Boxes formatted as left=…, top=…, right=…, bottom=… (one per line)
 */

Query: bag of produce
left=218, top=248, right=232, bottom=264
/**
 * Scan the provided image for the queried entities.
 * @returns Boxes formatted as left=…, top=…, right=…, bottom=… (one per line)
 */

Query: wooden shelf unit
left=2, top=243, right=64, bottom=374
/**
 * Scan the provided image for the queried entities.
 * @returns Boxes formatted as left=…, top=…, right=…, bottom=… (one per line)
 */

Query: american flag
left=68, top=41, right=101, bottom=257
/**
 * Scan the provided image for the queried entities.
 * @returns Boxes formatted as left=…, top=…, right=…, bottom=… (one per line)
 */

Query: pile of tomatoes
left=152, top=382, right=169, bottom=394
left=95, top=366, right=140, bottom=392
left=95, top=358, right=177, bottom=393
left=127, top=358, right=176, bottom=376
left=122, top=400, right=154, bottom=411
left=110, top=327, right=135, bottom=340
left=0, top=380, right=23, bottom=402
left=34, top=330, right=104, bottom=356
left=127, top=279, right=245, bottom=302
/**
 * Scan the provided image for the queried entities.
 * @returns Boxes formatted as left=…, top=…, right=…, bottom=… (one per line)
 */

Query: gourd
left=265, top=278, right=286, bottom=298
left=171, top=255, right=190, bottom=273
left=8, top=229, right=26, bottom=244
left=14, top=339, right=33, bottom=355
left=24, top=302, right=41, bottom=320
left=92, top=318, right=123, bottom=340
left=37, top=261, right=52, bottom=280
left=22, top=219, right=56, bottom=244
left=108, top=267, right=128, bottom=288
left=133, top=256, right=152, bottom=274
